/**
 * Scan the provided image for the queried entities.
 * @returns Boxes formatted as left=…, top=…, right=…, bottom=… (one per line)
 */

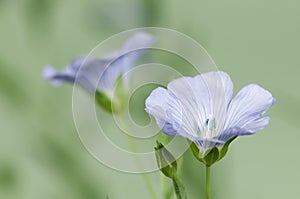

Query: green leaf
left=203, top=147, right=219, bottom=166
left=218, top=136, right=237, bottom=160
left=154, top=141, right=177, bottom=178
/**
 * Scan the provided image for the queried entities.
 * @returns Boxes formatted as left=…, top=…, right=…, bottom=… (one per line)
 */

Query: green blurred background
left=0, top=0, right=299, bottom=198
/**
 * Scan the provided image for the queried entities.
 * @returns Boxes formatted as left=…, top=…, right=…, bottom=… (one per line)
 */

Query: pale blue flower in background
left=43, top=32, right=155, bottom=95
left=145, top=71, right=275, bottom=151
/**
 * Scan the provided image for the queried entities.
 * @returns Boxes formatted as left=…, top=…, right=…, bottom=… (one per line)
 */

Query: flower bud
left=154, top=141, right=177, bottom=178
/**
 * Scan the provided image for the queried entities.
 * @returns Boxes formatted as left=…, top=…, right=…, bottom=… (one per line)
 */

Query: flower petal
left=223, top=84, right=275, bottom=136
left=43, top=57, right=109, bottom=93
left=200, top=71, right=234, bottom=134
left=42, top=65, right=74, bottom=86
left=217, top=116, right=269, bottom=142
left=167, top=71, right=234, bottom=137
left=167, top=76, right=210, bottom=137
left=96, top=32, right=155, bottom=91
left=145, top=87, right=182, bottom=137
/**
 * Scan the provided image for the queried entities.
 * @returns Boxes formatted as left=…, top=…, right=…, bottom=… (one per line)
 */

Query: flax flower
left=43, top=32, right=154, bottom=112
left=145, top=71, right=275, bottom=164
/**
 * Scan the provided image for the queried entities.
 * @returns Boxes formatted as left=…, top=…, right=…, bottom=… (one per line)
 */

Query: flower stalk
left=206, top=166, right=211, bottom=199
left=172, top=175, right=187, bottom=199
left=118, top=113, right=158, bottom=199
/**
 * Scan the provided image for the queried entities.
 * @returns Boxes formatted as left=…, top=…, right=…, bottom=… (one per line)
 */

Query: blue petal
left=43, top=57, right=108, bottom=93
left=42, top=65, right=74, bottom=86
left=216, top=117, right=270, bottom=143
left=222, top=84, right=275, bottom=139
left=43, top=32, right=155, bottom=93
left=99, top=32, right=155, bottom=90
left=145, top=87, right=182, bottom=136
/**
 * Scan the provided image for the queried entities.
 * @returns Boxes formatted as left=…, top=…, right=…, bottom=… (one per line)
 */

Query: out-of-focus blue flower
left=145, top=71, right=275, bottom=155
left=43, top=32, right=154, bottom=93
left=43, top=32, right=155, bottom=112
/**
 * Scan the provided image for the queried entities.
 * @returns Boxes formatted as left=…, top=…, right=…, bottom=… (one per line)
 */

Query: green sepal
left=203, top=147, right=219, bottom=166
left=218, top=136, right=237, bottom=160
left=94, top=76, right=127, bottom=113
left=95, top=90, right=113, bottom=112
left=190, top=136, right=237, bottom=166
left=113, top=75, right=127, bottom=112
left=190, top=142, right=204, bottom=161
left=154, top=141, right=177, bottom=179
left=190, top=143, right=219, bottom=166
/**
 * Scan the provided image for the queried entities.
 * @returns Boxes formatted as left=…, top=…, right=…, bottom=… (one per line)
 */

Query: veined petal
left=167, top=76, right=210, bottom=138
left=217, top=116, right=269, bottom=143
left=145, top=87, right=182, bottom=136
left=223, top=84, right=275, bottom=138
left=146, top=86, right=207, bottom=142
left=146, top=87, right=224, bottom=148
left=242, top=116, right=270, bottom=132
left=200, top=71, right=233, bottom=135
left=167, top=71, right=233, bottom=139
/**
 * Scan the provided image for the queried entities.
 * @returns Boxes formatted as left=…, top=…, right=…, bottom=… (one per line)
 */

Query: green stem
left=118, top=113, right=158, bottom=199
left=172, top=176, right=182, bottom=199
left=206, top=166, right=211, bottom=199
left=172, top=175, right=187, bottom=199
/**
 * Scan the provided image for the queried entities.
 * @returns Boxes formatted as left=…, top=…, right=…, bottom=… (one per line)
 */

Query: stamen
left=207, top=118, right=216, bottom=131
left=204, top=116, right=217, bottom=138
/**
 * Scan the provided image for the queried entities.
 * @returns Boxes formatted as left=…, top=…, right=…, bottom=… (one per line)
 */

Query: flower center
left=204, top=116, right=217, bottom=138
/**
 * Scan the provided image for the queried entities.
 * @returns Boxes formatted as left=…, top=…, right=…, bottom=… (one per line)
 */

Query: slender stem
left=173, top=176, right=182, bottom=199
left=172, top=175, right=187, bottom=199
left=206, top=166, right=211, bottom=199
left=118, top=113, right=158, bottom=199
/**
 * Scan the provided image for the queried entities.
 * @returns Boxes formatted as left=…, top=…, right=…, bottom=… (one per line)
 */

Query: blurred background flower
left=43, top=31, right=155, bottom=112
left=0, top=0, right=299, bottom=199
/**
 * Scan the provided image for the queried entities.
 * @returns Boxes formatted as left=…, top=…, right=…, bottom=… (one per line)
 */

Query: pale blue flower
left=43, top=32, right=155, bottom=94
left=145, top=71, right=275, bottom=151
